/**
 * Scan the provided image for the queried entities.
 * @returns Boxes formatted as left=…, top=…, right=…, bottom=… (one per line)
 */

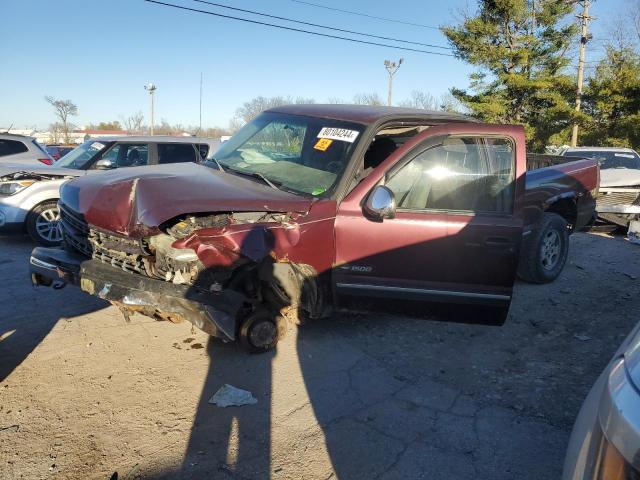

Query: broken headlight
left=0, top=180, right=36, bottom=196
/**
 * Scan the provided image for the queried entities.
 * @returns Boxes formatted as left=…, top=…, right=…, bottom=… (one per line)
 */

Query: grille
left=597, top=190, right=640, bottom=208
left=59, top=202, right=147, bottom=273
left=59, top=202, right=92, bottom=256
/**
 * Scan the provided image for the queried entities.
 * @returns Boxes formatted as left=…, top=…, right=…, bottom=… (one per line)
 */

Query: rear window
left=157, top=143, right=200, bottom=164
left=0, top=139, right=28, bottom=157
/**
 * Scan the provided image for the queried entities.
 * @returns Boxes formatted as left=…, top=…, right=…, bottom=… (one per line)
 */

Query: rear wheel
left=26, top=201, right=63, bottom=246
left=518, top=213, right=569, bottom=283
left=238, top=310, right=287, bottom=354
left=517, top=212, right=569, bottom=284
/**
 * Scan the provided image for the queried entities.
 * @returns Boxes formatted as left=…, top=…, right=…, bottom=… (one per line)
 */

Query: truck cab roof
left=266, top=104, right=474, bottom=125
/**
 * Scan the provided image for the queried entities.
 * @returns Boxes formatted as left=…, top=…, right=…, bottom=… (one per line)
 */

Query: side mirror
left=364, top=185, right=396, bottom=221
left=94, top=159, right=115, bottom=170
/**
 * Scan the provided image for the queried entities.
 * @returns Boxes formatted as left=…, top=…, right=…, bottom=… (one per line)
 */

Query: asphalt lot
left=1, top=232, right=639, bottom=479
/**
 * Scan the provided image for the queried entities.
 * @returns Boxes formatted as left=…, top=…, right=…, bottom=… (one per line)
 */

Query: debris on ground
left=0, top=424, right=19, bottom=433
left=209, top=384, right=257, bottom=407
left=190, top=343, right=204, bottom=349
left=183, top=337, right=195, bottom=343
left=574, top=334, right=592, bottom=341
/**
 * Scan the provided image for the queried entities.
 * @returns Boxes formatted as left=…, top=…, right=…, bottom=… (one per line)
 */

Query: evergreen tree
left=582, top=46, right=640, bottom=149
left=442, top=0, right=579, bottom=151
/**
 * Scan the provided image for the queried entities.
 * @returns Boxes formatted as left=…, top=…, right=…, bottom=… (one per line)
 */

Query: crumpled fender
left=172, top=222, right=303, bottom=268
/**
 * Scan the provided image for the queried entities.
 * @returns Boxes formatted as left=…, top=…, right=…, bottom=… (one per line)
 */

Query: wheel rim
left=35, top=207, right=62, bottom=243
left=540, top=230, right=561, bottom=270
left=249, top=320, right=277, bottom=349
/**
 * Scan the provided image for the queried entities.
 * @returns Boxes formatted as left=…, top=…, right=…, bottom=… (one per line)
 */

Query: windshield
left=211, top=112, right=364, bottom=196
left=55, top=140, right=110, bottom=169
left=567, top=150, right=640, bottom=170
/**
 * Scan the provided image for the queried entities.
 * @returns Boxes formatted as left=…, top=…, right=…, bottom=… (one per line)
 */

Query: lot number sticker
left=314, top=138, right=333, bottom=151
left=317, top=127, right=359, bottom=143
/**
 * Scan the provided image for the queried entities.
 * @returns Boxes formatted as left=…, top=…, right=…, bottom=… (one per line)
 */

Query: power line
left=191, top=0, right=451, bottom=50
left=291, top=0, right=440, bottom=30
left=145, top=0, right=456, bottom=56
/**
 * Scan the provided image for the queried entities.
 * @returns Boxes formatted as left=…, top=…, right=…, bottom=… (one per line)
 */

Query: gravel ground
left=0, top=232, right=638, bottom=480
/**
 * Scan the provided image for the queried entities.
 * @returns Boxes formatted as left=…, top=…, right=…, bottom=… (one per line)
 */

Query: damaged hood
left=600, top=168, right=640, bottom=188
left=0, top=164, right=83, bottom=179
left=60, top=163, right=314, bottom=237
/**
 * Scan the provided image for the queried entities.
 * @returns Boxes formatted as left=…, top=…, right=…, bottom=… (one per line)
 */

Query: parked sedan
left=45, top=145, right=75, bottom=161
left=563, top=321, right=640, bottom=479
left=0, top=136, right=220, bottom=245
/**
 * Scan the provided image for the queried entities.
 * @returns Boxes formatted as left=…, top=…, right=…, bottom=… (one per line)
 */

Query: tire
left=238, top=310, right=287, bottom=354
left=517, top=212, right=569, bottom=284
left=26, top=201, right=63, bottom=246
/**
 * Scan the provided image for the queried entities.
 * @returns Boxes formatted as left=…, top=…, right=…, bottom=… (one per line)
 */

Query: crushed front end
left=596, top=187, right=640, bottom=227
left=30, top=201, right=320, bottom=346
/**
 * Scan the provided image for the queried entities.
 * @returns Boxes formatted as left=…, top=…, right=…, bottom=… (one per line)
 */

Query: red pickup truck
left=30, top=105, right=598, bottom=352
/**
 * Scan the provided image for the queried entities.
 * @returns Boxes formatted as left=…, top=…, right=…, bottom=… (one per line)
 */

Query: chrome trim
left=29, top=256, right=58, bottom=270
left=335, top=283, right=511, bottom=301
left=599, top=358, right=640, bottom=470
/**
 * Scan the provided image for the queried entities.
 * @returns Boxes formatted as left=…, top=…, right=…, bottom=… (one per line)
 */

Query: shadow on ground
left=0, top=236, right=106, bottom=382
left=143, top=233, right=639, bottom=480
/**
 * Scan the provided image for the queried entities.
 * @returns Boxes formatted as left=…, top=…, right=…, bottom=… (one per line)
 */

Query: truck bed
left=523, top=157, right=599, bottom=233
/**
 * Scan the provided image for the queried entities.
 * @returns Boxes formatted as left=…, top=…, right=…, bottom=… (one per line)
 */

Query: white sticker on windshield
left=90, top=142, right=105, bottom=150
left=614, top=153, right=635, bottom=158
left=317, top=127, right=359, bottom=143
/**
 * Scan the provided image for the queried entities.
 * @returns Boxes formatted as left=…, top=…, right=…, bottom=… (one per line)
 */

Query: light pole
left=144, top=83, right=157, bottom=135
left=384, top=58, right=403, bottom=106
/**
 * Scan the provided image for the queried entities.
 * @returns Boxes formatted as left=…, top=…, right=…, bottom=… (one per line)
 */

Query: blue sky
left=0, top=0, right=629, bottom=130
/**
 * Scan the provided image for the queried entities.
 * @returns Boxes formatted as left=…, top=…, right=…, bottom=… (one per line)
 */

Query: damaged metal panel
left=59, top=162, right=314, bottom=238
left=79, top=259, right=245, bottom=340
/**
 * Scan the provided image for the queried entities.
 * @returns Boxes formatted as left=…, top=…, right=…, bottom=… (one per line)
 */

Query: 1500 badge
left=339, top=264, right=373, bottom=273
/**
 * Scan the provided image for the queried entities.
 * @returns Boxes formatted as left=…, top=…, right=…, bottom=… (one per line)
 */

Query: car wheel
left=26, top=201, right=63, bottom=246
left=517, top=212, right=569, bottom=284
left=238, top=310, right=287, bottom=354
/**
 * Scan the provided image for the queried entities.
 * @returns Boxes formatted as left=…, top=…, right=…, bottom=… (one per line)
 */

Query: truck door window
left=157, top=143, right=199, bottom=164
left=385, top=136, right=514, bottom=214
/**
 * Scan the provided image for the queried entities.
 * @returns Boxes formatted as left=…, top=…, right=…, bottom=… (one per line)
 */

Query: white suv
left=0, top=133, right=55, bottom=166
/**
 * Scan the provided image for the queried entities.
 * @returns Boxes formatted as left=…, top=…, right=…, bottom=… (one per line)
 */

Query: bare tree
left=121, top=111, right=145, bottom=134
left=352, top=93, right=384, bottom=106
left=47, top=123, right=63, bottom=144
left=398, top=90, right=439, bottom=109
left=234, top=96, right=316, bottom=125
left=45, top=96, right=78, bottom=144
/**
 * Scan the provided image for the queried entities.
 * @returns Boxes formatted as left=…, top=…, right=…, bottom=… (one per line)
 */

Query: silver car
left=0, top=136, right=220, bottom=245
left=0, top=133, right=55, bottom=166
left=563, top=321, right=640, bottom=479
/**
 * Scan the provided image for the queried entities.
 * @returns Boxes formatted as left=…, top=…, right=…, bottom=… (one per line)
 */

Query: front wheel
left=517, top=212, right=569, bottom=284
left=238, top=310, right=288, bottom=354
left=26, top=201, right=63, bottom=246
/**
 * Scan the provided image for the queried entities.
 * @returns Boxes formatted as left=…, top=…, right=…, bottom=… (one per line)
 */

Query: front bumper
left=30, top=247, right=245, bottom=341
left=0, top=202, right=28, bottom=231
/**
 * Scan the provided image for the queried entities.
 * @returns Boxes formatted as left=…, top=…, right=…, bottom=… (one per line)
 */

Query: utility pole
left=571, top=0, right=593, bottom=147
left=144, top=83, right=157, bottom=135
left=384, top=58, right=404, bottom=106
left=199, top=72, right=203, bottom=135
